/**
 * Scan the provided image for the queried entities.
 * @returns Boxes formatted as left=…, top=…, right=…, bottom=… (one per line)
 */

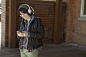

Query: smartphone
left=16, top=31, right=20, bottom=33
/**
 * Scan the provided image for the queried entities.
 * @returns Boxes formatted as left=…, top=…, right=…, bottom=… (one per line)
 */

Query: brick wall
left=1, top=0, right=62, bottom=47
left=62, top=0, right=86, bottom=46
left=2, top=0, right=86, bottom=47
left=1, top=0, right=9, bottom=47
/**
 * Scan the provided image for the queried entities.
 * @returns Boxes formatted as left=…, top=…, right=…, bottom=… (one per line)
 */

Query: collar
left=30, top=15, right=34, bottom=22
left=23, top=15, right=34, bottom=23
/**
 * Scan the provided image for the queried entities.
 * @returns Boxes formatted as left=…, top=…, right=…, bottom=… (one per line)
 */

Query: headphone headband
left=18, top=4, right=34, bottom=15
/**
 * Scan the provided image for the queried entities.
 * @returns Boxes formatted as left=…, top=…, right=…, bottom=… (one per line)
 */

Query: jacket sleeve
left=17, top=35, right=21, bottom=40
left=17, top=19, right=24, bottom=40
left=30, top=18, right=45, bottom=39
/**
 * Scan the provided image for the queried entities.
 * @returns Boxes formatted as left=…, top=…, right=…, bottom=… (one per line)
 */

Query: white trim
left=80, top=0, right=86, bottom=17
left=78, top=17, right=86, bottom=21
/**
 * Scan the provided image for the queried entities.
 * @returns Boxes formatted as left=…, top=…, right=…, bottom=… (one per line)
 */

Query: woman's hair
left=18, top=6, right=34, bottom=16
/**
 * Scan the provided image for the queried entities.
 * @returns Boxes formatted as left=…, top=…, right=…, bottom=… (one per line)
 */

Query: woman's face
left=20, top=11, right=30, bottom=20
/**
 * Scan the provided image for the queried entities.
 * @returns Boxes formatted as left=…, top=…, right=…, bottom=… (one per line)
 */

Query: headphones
left=24, top=4, right=32, bottom=14
left=18, top=4, right=34, bottom=15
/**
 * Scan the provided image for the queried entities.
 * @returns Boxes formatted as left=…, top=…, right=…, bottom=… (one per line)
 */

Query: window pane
left=84, top=0, right=86, bottom=15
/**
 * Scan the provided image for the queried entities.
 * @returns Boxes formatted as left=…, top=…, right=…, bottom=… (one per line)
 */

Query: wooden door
left=16, top=1, right=55, bottom=45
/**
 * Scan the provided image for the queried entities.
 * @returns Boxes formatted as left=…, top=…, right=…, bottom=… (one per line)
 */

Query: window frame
left=80, top=0, right=86, bottom=17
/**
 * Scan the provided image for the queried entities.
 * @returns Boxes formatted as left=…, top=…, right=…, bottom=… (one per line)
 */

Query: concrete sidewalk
left=0, top=43, right=86, bottom=57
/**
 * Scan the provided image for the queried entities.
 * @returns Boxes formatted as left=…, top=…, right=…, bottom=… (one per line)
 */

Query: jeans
left=20, top=48, right=39, bottom=57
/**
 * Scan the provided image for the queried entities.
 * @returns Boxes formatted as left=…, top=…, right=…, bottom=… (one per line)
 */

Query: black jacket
left=17, top=17, right=45, bottom=50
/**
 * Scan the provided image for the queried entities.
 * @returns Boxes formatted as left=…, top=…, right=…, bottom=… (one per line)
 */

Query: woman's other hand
left=22, top=31, right=28, bottom=37
left=17, top=31, right=24, bottom=37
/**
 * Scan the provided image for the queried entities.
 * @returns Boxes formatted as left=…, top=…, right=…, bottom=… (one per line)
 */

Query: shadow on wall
left=60, top=2, right=67, bottom=43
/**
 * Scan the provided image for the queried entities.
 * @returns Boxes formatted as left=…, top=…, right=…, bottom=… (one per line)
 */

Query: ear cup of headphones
left=24, top=4, right=32, bottom=14
left=28, top=7, right=32, bottom=14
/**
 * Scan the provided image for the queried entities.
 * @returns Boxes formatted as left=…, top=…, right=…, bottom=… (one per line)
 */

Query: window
left=80, top=0, right=86, bottom=17
left=0, top=0, right=1, bottom=4
left=84, top=0, right=86, bottom=15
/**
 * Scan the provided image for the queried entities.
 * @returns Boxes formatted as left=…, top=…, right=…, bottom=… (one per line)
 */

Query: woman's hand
left=22, top=31, right=28, bottom=37
left=17, top=31, right=24, bottom=37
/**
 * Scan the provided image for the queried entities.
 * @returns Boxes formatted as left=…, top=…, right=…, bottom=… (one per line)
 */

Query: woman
left=17, top=4, right=45, bottom=57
